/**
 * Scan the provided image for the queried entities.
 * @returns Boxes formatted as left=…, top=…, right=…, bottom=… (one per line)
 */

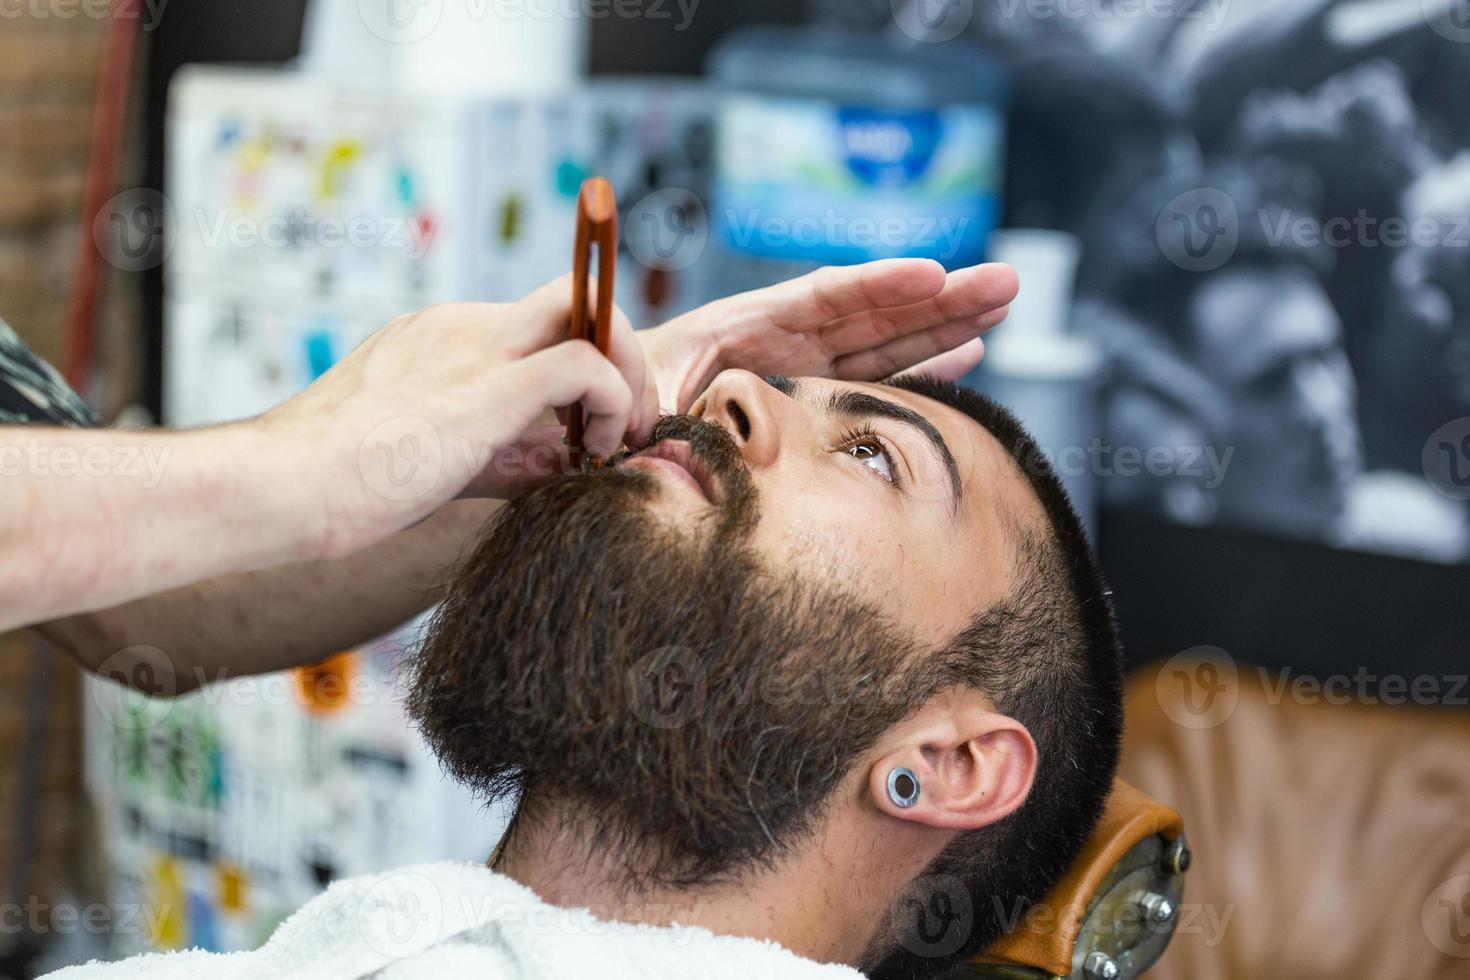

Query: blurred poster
left=885, top=0, right=1470, bottom=562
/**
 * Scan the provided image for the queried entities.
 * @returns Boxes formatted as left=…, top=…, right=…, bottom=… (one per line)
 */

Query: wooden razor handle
left=567, top=177, right=618, bottom=471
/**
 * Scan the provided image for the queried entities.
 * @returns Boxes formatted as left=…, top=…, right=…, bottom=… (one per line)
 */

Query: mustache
left=612, top=414, right=759, bottom=528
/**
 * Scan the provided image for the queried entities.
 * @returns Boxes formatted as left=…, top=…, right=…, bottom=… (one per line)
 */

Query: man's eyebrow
left=764, top=376, right=958, bottom=511
left=763, top=376, right=962, bottom=509
left=826, top=389, right=963, bottom=509
left=764, top=374, right=797, bottom=397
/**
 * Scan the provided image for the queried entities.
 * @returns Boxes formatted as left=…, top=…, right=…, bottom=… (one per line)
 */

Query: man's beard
left=410, top=415, right=927, bottom=876
left=406, top=415, right=999, bottom=976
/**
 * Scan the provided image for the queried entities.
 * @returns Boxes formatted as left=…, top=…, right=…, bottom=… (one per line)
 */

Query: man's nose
left=694, top=370, right=782, bottom=469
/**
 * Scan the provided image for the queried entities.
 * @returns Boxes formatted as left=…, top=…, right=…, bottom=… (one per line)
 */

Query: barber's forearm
left=0, top=422, right=325, bottom=631
left=38, top=499, right=499, bottom=692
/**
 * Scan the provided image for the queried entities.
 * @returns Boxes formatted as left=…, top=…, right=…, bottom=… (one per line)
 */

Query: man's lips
left=623, top=440, right=720, bottom=504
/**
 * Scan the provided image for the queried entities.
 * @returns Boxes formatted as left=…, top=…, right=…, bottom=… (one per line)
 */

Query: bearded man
left=51, top=271, right=1121, bottom=980
left=401, top=369, right=1122, bottom=980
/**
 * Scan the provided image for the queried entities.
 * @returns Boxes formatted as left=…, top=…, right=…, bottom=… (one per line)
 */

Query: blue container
left=709, top=27, right=1007, bottom=270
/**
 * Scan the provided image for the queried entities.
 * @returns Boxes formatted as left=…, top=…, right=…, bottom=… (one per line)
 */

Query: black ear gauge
left=887, top=766, right=921, bottom=808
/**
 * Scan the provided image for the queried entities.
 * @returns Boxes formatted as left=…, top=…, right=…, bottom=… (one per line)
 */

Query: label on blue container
left=713, top=95, right=1003, bottom=266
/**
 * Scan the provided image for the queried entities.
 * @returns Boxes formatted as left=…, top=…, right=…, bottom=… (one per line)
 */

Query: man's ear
left=868, top=694, right=1037, bottom=831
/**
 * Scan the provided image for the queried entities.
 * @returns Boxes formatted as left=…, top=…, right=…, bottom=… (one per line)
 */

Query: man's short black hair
left=874, top=375, right=1124, bottom=976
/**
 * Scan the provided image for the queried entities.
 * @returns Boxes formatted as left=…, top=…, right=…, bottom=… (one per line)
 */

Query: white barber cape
left=45, top=861, right=865, bottom=980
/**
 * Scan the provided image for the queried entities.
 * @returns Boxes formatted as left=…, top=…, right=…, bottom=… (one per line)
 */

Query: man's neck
left=494, top=795, right=941, bottom=968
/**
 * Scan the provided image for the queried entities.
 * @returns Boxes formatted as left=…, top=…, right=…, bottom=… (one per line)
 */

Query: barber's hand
left=264, top=274, right=657, bottom=557
left=640, top=258, right=1018, bottom=413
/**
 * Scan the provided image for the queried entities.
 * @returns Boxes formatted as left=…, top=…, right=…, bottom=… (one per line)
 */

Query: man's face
left=624, top=371, right=1031, bottom=649
left=408, top=371, right=1037, bottom=893
left=1189, top=265, right=1363, bottom=535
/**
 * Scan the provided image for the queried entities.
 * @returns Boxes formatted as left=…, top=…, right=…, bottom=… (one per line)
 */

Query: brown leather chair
left=961, top=780, right=1189, bottom=980
left=1119, top=655, right=1470, bottom=979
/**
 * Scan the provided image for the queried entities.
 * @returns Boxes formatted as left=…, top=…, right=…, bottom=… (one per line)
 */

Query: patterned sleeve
left=0, top=318, right=97, bottom=427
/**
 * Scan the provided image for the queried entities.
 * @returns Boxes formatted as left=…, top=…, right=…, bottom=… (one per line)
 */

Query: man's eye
left=845, top=439, right=895, bottom=483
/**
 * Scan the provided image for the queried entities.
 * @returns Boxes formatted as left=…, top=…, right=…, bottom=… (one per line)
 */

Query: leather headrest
left=972, top=778, right=1184, bottom=976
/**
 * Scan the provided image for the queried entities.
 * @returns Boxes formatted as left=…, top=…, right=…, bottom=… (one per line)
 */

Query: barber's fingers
left=503, top=273, right=618, bottom=355
left=504, top=274, right=656, bottom=443
left=891, top=337, right=987, bottom=382
left=517, top=339, right=635, bottom=459
left=834, top=306, right=1006, bottom=380
left=750, top=258, right=948, bottom=331
left=499, top=273, right=580, bottom=354
left=603, top=305, right=660, bottom=447
left=461, top=423, right=566, bottom=499
left=819, top=263, right=1018, bottom=356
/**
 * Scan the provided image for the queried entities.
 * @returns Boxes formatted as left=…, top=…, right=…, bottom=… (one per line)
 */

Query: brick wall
left=1, top=6, right=142, bottom=941
left=0, top=635, right=86, bottom=929
left=0, top=23, right=103, bottom=365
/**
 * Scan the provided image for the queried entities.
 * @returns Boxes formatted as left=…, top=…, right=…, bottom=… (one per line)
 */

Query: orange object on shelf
left=295, top=651, right=357, bottom=715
